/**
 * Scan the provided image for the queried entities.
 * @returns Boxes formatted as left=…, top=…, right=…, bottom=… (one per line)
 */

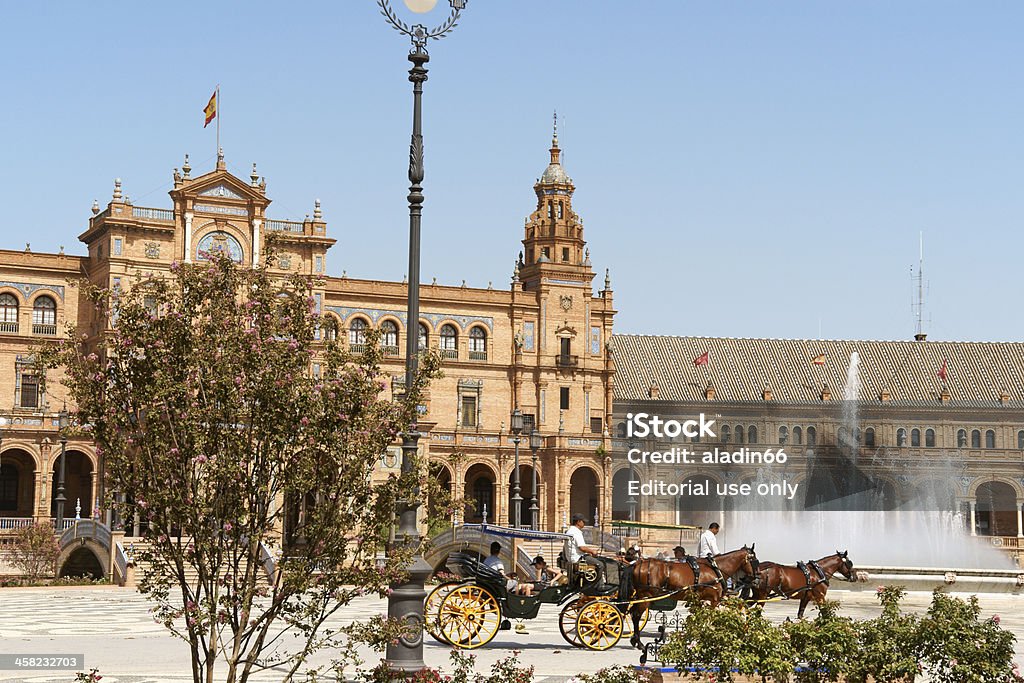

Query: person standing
left=698, top=522, right=720, bottom=558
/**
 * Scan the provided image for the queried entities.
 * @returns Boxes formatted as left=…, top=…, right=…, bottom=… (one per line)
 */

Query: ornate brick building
left=0, top=133, right=618, bottom=546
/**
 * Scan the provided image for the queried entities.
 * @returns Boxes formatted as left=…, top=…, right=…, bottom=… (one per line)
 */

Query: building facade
left=609, top=335, right=1024, bottom=564
left=0, top=133, right=618, bottom=546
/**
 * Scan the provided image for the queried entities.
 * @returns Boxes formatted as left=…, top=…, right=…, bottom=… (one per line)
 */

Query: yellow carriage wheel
left=575, top=600, right=623, bottom=651
left=438, top=584, right=502, bottom=649
left=424, top=581, right=460, bottom=646
left=558, top=598, right=586, bottom=647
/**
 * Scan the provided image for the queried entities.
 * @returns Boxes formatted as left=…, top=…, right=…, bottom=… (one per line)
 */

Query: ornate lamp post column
left=529, top=429, right=542, bottom=530
left=510, top=409, right=523, bottom=528
left=55, top=406, right=69, bottom=529
left=378, top=0, right=469, bottom=673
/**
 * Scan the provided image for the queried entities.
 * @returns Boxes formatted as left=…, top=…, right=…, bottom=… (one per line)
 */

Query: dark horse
left=627, top=546, right=759, bottom=648
left=747, top=550, right=855, bottom=617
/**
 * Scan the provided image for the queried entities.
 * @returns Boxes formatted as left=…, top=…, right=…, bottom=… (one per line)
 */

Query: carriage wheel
left=558, top=598, right=586, bottom=647
left=575, top=600, right=623, bottom=651
left=424, top=581, right=460, bottom=646
left=438, top=584, right=502, bottom=649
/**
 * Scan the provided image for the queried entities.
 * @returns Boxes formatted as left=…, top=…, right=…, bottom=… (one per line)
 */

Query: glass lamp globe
left=403, top=0, right=438, bottom=13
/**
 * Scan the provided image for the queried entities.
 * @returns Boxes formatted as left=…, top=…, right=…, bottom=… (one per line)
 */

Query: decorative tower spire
left=91, top=200, right=99, bottom=215
left=112, top=178, right=122, bottom=201
left=251, top=163, right=259, bottom=186
left=182, top=154, right=191, bottom=179
left=313, top=199, right=322, bottom=221
left=217, top=147, right=225, bottom=170
left=604, top=268, right=611, bottom=290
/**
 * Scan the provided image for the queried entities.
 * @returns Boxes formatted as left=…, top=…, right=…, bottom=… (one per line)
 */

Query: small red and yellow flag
left=203, top=90, right=218, bottom=128
left=811, top=353, right=826, bottom=366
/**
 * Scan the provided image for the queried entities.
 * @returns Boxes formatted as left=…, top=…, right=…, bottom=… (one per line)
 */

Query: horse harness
left=792, top=560, right=829, bottom=595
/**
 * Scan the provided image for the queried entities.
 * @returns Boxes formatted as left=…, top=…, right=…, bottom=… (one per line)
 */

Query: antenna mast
left=912, top=232, right=926, bottom=341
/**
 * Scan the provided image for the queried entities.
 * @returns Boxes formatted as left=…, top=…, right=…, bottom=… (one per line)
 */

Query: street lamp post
left=56, top=406, right=69, bottom=529
left=378, top=0, right=469, bottom=673
left=510, top=409, right=524, bottom=528
left=529, top=429, right=542, bottom=530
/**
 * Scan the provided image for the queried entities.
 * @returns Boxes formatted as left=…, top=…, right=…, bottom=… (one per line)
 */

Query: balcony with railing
left=32, top=323, right=57, bottom=336
left=349, top=343, right=367, bottom=354
left=383, top=345, right=400, bottom=357
left=266, top=219, right=305, bottom=234
left=440, top=348, right=458, bottom=360
left=469, top=350, right=488, bottom=361
left=0, top=321, right=18, bottom=334
left=132, top=206, right=174, bottom=222
left=556, top=354, right=579, bottom=368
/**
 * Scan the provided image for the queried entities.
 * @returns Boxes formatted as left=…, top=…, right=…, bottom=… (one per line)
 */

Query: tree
left=10, top=521, right=60, bottom=582
left=45, top=253, right=440, bottom=683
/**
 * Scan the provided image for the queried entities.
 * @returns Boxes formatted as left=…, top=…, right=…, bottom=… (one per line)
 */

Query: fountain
left=727, top=351, right=1020, bottom=592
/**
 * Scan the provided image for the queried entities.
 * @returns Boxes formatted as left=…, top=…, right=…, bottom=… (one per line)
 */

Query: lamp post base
left=384, top=553, right=432, bottom=672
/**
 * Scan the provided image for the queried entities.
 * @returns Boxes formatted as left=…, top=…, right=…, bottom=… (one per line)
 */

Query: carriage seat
left=446, top=552, right=506, bottom=586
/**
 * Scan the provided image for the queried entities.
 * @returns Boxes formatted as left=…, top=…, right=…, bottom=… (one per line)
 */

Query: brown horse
left=627, top=545, right=759, bottom=648
left=747, top=551, right=855, bottom=618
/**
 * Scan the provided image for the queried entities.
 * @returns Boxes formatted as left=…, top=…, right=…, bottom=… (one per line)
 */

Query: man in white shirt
left=698, top=522, right=721, bottom=558
left=565, top=513, right=603, bottom=583
left=482, top=541, right=518, bottom=592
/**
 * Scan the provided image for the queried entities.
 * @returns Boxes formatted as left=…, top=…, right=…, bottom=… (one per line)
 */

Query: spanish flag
left=693, top=351, right=709, bottom=367
left=811, top=353, right=826, bottom=366
left=203, top=90, right=218, bottom=128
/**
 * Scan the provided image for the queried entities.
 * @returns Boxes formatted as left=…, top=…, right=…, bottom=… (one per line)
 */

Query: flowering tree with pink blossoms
left=46, top=253, right=440, bottom=683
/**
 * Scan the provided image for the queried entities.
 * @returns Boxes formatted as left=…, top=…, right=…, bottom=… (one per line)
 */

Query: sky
left=1, top=2, right=1022, bottom=342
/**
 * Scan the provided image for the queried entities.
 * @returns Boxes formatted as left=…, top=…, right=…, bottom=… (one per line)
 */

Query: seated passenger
left=517, top=555, right=564, bottom=595
left=482, top=541, right=518, bottom=592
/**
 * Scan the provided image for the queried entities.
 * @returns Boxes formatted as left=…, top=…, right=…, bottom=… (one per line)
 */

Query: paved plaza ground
left=0, top=586, right=1022, bottom=682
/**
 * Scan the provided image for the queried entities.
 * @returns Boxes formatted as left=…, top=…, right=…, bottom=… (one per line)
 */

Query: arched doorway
left=975, top=481, right=1018, bottom=536
left=50, top=450, right=93, bottom=520
left=464, top=463, right=496, bottom=524
left=428, top=463, right=454, bottom=528
left=569, top=466, right=600, bottom=526
left=611, top=468, right=638, bottom=521
left=507, top=464, right=539, bottom=529
left=0, top=449, right=35, bottom=517
left=675, top=474, right=720, bottom=529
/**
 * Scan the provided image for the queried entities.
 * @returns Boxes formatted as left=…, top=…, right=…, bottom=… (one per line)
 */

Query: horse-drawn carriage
left=425, top=523, right=639, bottom=650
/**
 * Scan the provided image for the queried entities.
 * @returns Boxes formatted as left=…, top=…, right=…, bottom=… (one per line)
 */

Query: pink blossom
left=993, top=614, right=1001, bottom=625
left=223, top=521, right=233, bottom=532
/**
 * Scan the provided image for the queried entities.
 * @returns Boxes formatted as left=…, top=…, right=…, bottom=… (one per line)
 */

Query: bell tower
left=519, top=113, right=592, bottom=290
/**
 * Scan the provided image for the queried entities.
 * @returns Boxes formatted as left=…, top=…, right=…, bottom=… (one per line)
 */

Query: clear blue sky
left=2, top=2, right=1021, bottom=341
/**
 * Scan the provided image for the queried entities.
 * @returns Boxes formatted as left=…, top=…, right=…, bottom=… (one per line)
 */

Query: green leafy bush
left=785, top=601, right=860, bottom=683
left=846, top=586, right=919, bottom=683
left=917, top=590, right=1019, bottom=683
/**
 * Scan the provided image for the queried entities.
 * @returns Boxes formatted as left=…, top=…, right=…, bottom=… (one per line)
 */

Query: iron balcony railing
left=32, top=323, right=57, bottom=336
left=556, top=354, right=579, bottom=367
left=469, top=350, right=488, bottom=361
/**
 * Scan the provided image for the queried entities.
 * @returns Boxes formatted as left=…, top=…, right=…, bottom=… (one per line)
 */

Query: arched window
left=985, top=429, right=996, bottom=449
left=196, top=230, right=243, bottom=263
left=864, top=427, right=875, bottom=448
left=348, top=318, right=367, bottom=350
left=747, top=426, right=758, bottom=444
left=778, top=426, right=788, bottom=445
left=1018, top=430, right=1024, bottom=450
left=0, top=293, right=17, bottom=330
left=547, top=202, right=554, bottom=218
left=439, top=324, right=458, bottom=358
left=911, top=429, right=921, bottom=447
left=957, top=429, right=968, bottom=448
left=381, top=320, right=399, bottom=354
left=32, top=296, right=56, bottom=335
left=793, top=426, right=803, bottom=445
left=323, top=316, right=339, bottom=342
left=925, top=429, right=935, bottom=448
left=721, top=425, right=731, bottom=443
left=418, top=323, right=429, bottom=351
left=806, top=426, right=816, bottom=446
left=557, top=201, right=564, bottom=219
left=734, top=425, right=744, bottom=445
left=971, top=429, right=981, bottom=448
left=469, top=327, right=487, bottom=360
left=897, top=428, right=907, bottom=447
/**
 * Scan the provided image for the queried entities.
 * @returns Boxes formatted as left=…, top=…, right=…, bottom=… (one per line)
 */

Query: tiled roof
left=612, top=335, right=1024, bottom=407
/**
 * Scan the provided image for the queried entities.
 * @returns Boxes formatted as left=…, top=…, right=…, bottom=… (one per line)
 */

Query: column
left=89, top=472, right=98, bottom=518
left=969, top=500, right=977, bottom=537
left=32, top=470, right=44, bottom=520
left=183, top=212, right=194, bottom=263
left=251, top=217, right=262, bottom=268
left=1017, top=502, right=1023, bottom=538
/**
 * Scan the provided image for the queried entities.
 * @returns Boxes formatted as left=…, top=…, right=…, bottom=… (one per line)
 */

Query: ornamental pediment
left=198, top=183, right=244, bottom=200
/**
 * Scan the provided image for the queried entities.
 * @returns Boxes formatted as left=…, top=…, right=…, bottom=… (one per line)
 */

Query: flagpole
left=216, top=85, right=221, bottom=159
